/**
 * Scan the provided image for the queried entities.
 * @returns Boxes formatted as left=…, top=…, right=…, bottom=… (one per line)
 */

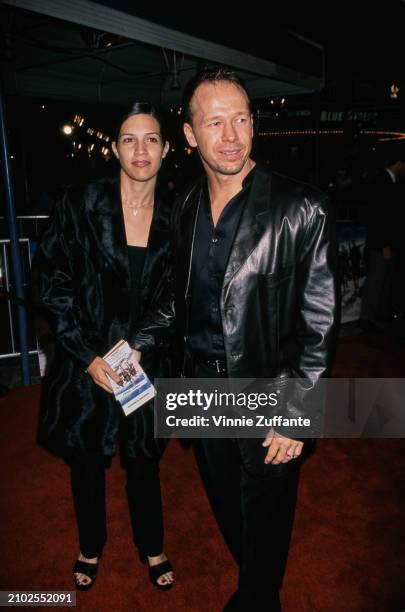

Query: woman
left=37, top=103, right=174, bottom=591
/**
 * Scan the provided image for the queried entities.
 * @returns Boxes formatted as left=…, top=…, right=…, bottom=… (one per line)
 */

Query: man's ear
left=183, top=122, right=198, bottom=148
left=112, top=141, right=119, bottom=159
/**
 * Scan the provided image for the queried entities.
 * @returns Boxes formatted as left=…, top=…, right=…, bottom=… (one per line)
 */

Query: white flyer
left=103, top=339, right=155, bottom=416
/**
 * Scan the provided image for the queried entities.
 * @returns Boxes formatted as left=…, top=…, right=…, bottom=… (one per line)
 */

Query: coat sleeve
left=294, top=197, right=340, bottom=378
left=36, top=190, right=98, bottom=370
left=277, top=196, right=340, bottom=438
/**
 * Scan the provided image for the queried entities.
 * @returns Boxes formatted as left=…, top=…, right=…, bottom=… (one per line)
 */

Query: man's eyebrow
left=203, top=111, right=250, bottom=120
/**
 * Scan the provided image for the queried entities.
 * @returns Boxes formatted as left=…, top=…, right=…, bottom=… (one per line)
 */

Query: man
left=135, top=66, right=339, bottom=610
left=359, top=143, right=405, bottom=334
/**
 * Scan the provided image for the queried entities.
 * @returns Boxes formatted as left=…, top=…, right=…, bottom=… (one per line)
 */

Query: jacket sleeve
left=133, top=276, right=175, bottom=351
left=278, top=196, right=340, bottom=438
left=36, top=190, right=98, bottom=370
left=295, top=197, right=339, bottom=377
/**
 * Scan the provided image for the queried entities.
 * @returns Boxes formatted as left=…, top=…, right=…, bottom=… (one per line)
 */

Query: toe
left=74, top=572, right=90, bottom=586
left=164, top=572, right=174, bottom=584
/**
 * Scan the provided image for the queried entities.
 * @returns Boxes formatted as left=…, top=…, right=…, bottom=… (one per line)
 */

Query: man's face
left=112, top=113, right=169, bottom=182
left=183, top=81, right=253, bottom=177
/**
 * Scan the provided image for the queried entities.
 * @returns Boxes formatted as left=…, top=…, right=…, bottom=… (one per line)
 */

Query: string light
left=61, top=114, right=113, bottom=159
left=74, top=115, right=85, bottom=126
left=258, top=129, right=405, bottom=141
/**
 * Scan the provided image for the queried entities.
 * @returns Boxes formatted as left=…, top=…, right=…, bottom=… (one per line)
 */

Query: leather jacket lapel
left=223, top=166, right=272, bottom=296
left=178, top=181, right=202, bottom=297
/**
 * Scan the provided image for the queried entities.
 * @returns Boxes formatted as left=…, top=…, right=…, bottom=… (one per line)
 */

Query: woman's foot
left=73, top=552, right=99, bottom=589
left=147, top=552, right=174, bottom=588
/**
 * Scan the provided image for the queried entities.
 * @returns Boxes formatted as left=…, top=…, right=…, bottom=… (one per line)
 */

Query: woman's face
left=112, top=113, right=169, bottom=182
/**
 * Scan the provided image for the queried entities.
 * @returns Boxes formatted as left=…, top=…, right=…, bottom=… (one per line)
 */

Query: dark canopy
left=2, top=0, right=324, bottom=107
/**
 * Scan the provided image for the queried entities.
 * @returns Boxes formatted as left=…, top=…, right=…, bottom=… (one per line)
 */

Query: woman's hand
left=86, top=357, right=121, bottom=393
left=133, top=349, right=141, bottom=362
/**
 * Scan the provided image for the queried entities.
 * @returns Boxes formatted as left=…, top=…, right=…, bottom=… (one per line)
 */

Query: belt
left=197, top=356, right=227, bottom=374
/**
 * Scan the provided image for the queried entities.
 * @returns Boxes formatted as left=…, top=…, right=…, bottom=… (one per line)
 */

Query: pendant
left=132, top=208, right=139, bottom=217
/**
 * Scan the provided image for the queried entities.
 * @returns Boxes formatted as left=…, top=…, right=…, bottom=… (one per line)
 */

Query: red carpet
left=1, top=335, right=404, bottom=611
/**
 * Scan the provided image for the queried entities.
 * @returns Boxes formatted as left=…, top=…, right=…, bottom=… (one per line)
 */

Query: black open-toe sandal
left=148, top=559, right=174, bottom=591
left=73, top=559, right=99, bottom=591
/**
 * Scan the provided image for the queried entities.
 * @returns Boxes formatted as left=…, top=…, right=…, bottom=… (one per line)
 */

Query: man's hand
left=86, top=356, right=121, bottom=394
left=262, top=428, right=304, bottom=464
left=133, top=349, right=141, bottom=363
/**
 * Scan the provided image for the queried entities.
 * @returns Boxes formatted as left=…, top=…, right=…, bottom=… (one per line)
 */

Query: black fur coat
left=36, top=176, right=171, bottom=458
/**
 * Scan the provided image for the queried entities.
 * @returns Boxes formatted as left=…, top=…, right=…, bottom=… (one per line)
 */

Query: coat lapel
left=138, top=193, right=170, bottom=305
left=222, top=165, right=272, bottom=296
left=87, top=177, right=129, bottom=287
left=178, top=180, right=203, bottom=295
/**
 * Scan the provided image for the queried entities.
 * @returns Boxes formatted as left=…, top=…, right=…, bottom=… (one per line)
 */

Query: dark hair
left=116, top=102, right=167, bottom=142
left=182, top=65, right=251, bottom=124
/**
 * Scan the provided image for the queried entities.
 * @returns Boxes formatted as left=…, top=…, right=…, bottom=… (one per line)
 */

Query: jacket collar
left=88, top=176, right=122, bottom=216
left=178, top=164, right=273, bottom=300
left=87, top=177, right=167, bottom=295
left=87, top=177, right=128, bottom=283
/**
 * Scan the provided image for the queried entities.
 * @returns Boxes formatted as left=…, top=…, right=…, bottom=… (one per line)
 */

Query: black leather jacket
left=135, top=165, right=340, bottom=429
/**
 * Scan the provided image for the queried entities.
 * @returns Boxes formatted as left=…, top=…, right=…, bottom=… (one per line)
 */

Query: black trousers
left=69, top=451, right=164, bottom=559
left=190, top=357, right=300, bottom=609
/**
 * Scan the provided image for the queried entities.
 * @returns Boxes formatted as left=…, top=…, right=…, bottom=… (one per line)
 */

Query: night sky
left=284, top=1, right=405, bottom=84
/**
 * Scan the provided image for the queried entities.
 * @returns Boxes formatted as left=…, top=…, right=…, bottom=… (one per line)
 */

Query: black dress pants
left=191, top=358, right=300, bottom=610
left=69, top=451, right=164, bottom=559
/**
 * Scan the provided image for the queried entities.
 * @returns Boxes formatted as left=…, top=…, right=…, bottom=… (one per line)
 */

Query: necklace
left=122, top=200, right=153, bottom=218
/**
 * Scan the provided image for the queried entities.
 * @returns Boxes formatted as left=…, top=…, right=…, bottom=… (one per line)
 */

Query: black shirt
left=188, top=167, right=255, bottom=358
left=128, top=245, right=146, bottom=321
